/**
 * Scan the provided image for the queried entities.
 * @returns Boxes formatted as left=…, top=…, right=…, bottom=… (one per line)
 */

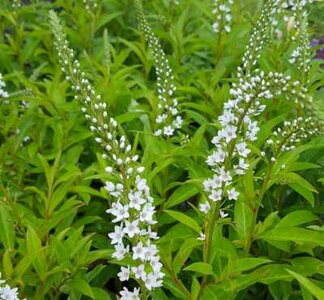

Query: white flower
left=220, top=210, right=229, bottom=218
left=154, top=129, right=162, bottom=136
left=106, top=202, right=129, bottom=223
left=133, top=241, right=147, bottom=261
left=112, top=243, right=129, bottom=260
left=222, top=125, right=237, bottom=143
left=120, top=287, right=140, bottom=300
left=0, top=285, right=20, bottom=300
left=199, top=202, right=210, bottom=213
left=142, top=226, right=159, bottom=240
left=210, top=189, right=222, bottom=202
left=227, top=188, right=239, bottom=200
left=163, top=125, right=174, bottom=136
left=246, top=120, right=259, bottom=141
left=144, top=241, right=158, bottom=260
left=144, top=272, right=163, bottom=290
left=139, top=203, right=157, bottom=224
left=234, top=158, right=249, bottom=175
left=203, top=175, right=222, bottom=191
left=197, top=232, right=205, bottom=241
left=206, top=148, right=226, bottom=165
left=128, top=192, right=146, bottom=210
left=156, top=114, right=167, bottom=124
left=118, top=266, right=130, bottom=282
left=150, top=255, right=163, bottom=272
left=173, top=115, right=183, bottom=129
left=211, top=135, right=221, bottom=145
left=0, top=73, right=9, bottom=99
left=135, top=176, right=149, bottom=193
left=132, top=264, right=147, bottom=281
left=219, top=168, right=232, bottom=183
left=105, top=181, right=115, bottom=192
left=123, top=220, right=140, bottom=238
left=108, top=225, right=124, bottom=244
left=236, top=142, right=250, bottom=157
left=218, top=110, right=236, bottom=126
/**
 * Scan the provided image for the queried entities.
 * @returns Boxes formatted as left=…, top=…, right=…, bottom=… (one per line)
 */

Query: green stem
left=164, top=263, right=192, bottom=300
left=243, top=126, right=296, bottom=254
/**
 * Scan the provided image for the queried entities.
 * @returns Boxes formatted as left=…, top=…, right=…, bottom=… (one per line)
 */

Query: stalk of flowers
left=285, top=1, right=324, bottom=131
left=135, top=0, right=182, bottom=137
left=0, top=273, right=25, bottom=300
left=254, top=116, right=318, bottom=228
left=12, top=0, right=21, bottom=10
left=0, top=73, right=9, bottom=99
left=264, top=117, right=318, bottom=163
left=200, top=0, right=308, bottom=261
left=281, top=0, right=314, bottom=33
left=82, top=0, right=98, bottom=11
left=49, top=11, right=164, bottom=300
left=241, top=0, right=281, bottom=72
left=201, top=69, right=305, bottom=215
left=287, top=2, right=312, bottom=77
left=212, top=0, right=234, bottom=34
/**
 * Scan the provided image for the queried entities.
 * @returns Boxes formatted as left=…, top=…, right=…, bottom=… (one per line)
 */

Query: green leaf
left=173, top=238, right=202, bottom=274
left=258, top=227, right=324, bottom=246
left=2, top=250, right=13, bottom=278
left=0, top=205, right=14, bottom=250
left=226, top=258, right=272, bottom=274
left=269, top=281, right=292, bottom=300
left=69, top=278, right=95, bottom=299
left=165, top=183, right=199, bottom=209
left=37, top=153, right=52, bottom=188
left=290, top=257, right=324, bottom=275
left=191, top=276, right=201, bottom=300
left=26, top=226, right=46, bottom=276
left=164, top=210, right=201, bottom=233
left=92, top=287, right=111, bottom=300
left=234, top=198, right=253, bottom=242
left=286, top=270, right=324, bottom=299
left=255, top=212, right=279, bottom=236
left=49, top=182, right=69, bottom=213
left=203, top=284, right=231, bottom=299
left=276, top=210, right=318, bottom=228
left=184, top=262, right=213, bottom=275
left=281, top=172, right=318, bottom=193
left=289, top=183, right=315, bottom=206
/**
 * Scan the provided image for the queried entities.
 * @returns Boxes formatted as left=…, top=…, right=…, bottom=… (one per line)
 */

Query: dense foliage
left=0, top=0, right=324, bottom=299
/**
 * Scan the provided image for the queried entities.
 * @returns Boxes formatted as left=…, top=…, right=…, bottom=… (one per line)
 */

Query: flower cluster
left=50, top=11, right=163, bottom=299
left=242, top=0, right=280, bottom=72
left=264, top=117, right=318, bottom=162
left=202, top=0, right=315, bottom=226
left=276, top=1, right=312, bottom=76
left=0, top=273, right=24, bottom=300
left=12, top=0, right=21, bottom=10
left=202, top=66, right=308, bottom=211
left=212, top=0, right=234, bottom=34
left=282, top=1, right=324, bottom=132
left=82, top=0, right=98, bottom=11
left=0, top=73, right=9, bottom=99
left=202, top=70, right=273, bottom=211
left=135, top=0, right=182, bottom=137
left=280, top=1, right=314, bottom=25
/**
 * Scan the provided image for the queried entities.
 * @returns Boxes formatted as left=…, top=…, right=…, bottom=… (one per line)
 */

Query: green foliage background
left=0, top=0, right=324, bottom=299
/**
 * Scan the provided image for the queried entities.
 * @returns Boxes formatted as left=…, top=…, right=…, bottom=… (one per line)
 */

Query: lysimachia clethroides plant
left=50, top=11, right=164, bottom=300
left=48, top=0, right=321, bottom=299
left=135, top=0, right=183, bottom=138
